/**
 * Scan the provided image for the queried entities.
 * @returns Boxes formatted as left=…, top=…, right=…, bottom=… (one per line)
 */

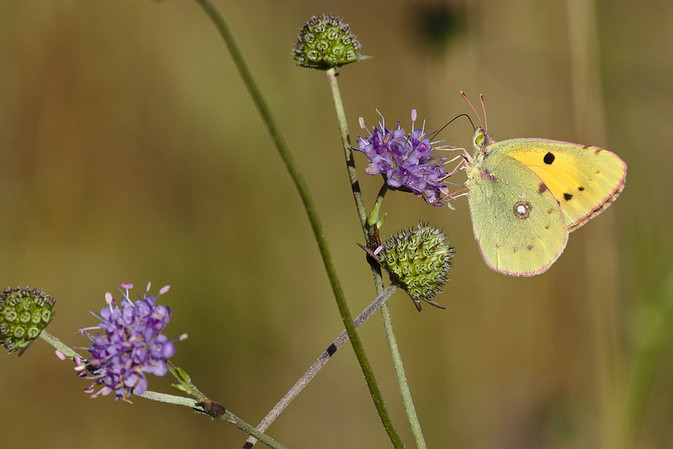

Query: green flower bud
left=292, top=14, right=363, bottom=69
left=378, top=223, right=454, bottom=311
left=0, top=286, right=55, bottom=355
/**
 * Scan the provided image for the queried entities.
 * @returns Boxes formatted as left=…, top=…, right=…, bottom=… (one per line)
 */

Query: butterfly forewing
left=493, top=139, right=627, bottom=231
left=467, top=152, right=569, bottom=276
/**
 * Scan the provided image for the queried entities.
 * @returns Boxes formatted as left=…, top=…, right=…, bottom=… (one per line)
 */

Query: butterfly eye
left=474, top=134, right=484, bottom=146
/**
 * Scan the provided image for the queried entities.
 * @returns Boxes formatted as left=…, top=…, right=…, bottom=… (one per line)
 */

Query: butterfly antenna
left=435, top=113, right=474, bottom=138
left=480, top=94, right=488, bottom=132
left=460, top=91, right=484, bottom=129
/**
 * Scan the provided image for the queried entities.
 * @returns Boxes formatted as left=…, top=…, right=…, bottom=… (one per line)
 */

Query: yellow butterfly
left=458, top=93, right=627, bottom=276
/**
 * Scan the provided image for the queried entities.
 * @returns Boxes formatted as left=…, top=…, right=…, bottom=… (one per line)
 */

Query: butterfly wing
left=467, top=152, right=569, bottom=276
left=494, top=139, right=627, bottom=231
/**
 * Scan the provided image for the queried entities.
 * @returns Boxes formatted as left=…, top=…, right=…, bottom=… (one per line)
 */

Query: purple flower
left=77, top=282, right=176, bottom=402
left=356, top=110, right=453, bottom=206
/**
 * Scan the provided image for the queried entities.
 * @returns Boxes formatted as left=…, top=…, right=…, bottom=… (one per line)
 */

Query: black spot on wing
left=543, top=152, right=555, bottom=165
left=578, top=186, right=585, bottom=192
left=563, top=193, right=573, bottom=201
left=538, top=182, right=548, bottom=194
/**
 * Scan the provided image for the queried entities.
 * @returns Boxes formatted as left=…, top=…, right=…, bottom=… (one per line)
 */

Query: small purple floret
left=78, top=282, right=175, bottom=402
left=356, top=110, right=451, bottom=206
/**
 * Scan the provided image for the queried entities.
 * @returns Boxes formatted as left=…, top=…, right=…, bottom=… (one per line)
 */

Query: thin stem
left=326, top=68, right=369, bottom=236
left=40, top=329, right=284, bottom=448
left=140, top=390, right=199, bottom=407
left=221, top=409, right=289, bottom=449
left=193, top=2, right=398, bottom=446
left=372, top=183, right=428, bottom=447
left=326, top=67, right=406, bottom=448
left=380, top=303, right=427, bottom=448
left=140, top=390, right=287, bottom=449
left=39, top=330, right=85, bottom=360
left=243, top=284, right=398, bottom=448
left=328, top=64, right=428, bottom=447
left=140, top=392, right=288, bottom=449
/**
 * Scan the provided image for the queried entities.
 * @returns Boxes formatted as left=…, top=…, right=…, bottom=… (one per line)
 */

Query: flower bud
left=0, top=286, right=55, bottom=355
left=292, top=14, right=362, bottom=69
left=378, top=224, right=453, bottom=310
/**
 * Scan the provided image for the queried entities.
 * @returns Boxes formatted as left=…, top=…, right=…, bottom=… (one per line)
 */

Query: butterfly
left=455, top=93, right=627, bottom=276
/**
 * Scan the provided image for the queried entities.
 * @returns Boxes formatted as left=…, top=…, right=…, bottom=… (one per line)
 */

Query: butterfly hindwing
left=492, top=139, right=627, bottom=231
left=467, top=151, right=569, bottom=276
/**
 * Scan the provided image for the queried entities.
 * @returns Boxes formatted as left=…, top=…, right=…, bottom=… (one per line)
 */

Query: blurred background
left=1, top=0, right=671, bottom=448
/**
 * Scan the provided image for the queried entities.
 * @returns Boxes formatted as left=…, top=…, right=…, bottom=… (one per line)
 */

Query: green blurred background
left=1, top=0, right=672, bottom=448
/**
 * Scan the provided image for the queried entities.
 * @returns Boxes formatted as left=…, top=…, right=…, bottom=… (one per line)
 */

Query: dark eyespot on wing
left=513, top=201, right=532, bottom=219
left=538, top=182, right=548, bottom=194
left=543, top=152, right=555, bottom=165
left=563, top=193, right=573, bottom=201
left=578, top=186, right=585, bottom=191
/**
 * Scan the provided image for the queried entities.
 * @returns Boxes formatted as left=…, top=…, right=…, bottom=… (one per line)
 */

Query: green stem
left=40, top=330, right=84, bottom=361
left=379, top=303, right=427, bottom=449
left=219, top=409, right=288, bottom=449
left=40, top=331, right=284, bottom=448
left=327, top=68, right=425, bottom=448
left=141, top=392, right=287, bottom=449
left=244, top=285, right=398, bottom=449
left=194, top=1, right=398, bottom=446
left=139, top=390, right=198, bottom=407
left=326, top=68, right=369, bottom=236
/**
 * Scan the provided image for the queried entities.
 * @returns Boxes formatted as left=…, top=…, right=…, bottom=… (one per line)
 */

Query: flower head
left=77, top=282, right=176, bottom=402
left=293, top=14, right=363, bottom=69
left=0, top=286, right=55, bottom=355
left=377, top=223, right=454, bottom=310
left=356, top=110, right=452, bottom=206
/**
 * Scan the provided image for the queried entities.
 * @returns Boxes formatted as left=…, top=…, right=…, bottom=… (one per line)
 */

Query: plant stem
left=327, top=67, right=425, bottom=448
left=40, top=330, right=84, bottom=360
left=326, top=68, right=369, bottom=236
left=380, top=303, right=427, bottom=448
left=194, top=1, right=399, bottom=446
left=141, top=392, right=288, bottom=449
left=243, top=284, right=398, bottom=448
left=141, top=391, right=288, bottom=449
left=41, top=329, right=284, bottom=448
left=219, top=408, right=289, bottom=449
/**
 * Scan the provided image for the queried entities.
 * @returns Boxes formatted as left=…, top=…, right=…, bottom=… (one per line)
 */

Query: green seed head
left=292, top=14, right=363, bottom=69
left=0, top=286, right=56, bottom=355
left=378, top=223, right=454, bottom=310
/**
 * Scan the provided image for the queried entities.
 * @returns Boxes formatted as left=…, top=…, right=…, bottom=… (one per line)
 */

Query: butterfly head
left=472, top=127, right=495, bottom=155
